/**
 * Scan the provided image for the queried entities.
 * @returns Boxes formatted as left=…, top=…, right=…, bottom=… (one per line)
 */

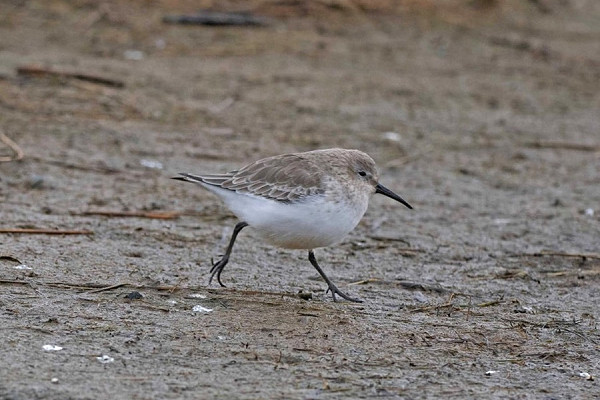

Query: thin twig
left=0, top=279, right=30, bottom=285
left=77, top=210, right=181, bottom=220
left=0, top=256, right=23, bottom=264
left=86, top=283, right=128, bottom=294
left=0, top=228, right=93, bottom=235
left=396, top=280, right=449, bottom=293
left=524, top=141, right=600, bottom=152
left=17, top=65, right=125, bottom=88
left=477, top=300, right=505, bottom=307
left=0, top=280, right=321, bottom=302
left=348, top=278, right=381, bottom=286
left=28, top=156, right=121, bottom=174
left=163, top=11, right=272, bottom=27
left=530, top=251, right=600, bottom=260
left=0, top=132, right=24, bottom=162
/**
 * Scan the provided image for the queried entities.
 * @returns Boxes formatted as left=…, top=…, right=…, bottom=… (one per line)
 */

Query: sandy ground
left=1, top=0, right=599, bottom=398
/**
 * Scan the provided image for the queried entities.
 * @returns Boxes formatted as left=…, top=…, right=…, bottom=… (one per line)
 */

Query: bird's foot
left=326, top=283, right=363, bottom=303
left=209, top=256, right=228, bottom=287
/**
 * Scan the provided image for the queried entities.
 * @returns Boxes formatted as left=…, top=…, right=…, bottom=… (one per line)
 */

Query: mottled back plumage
left=178, top=152, right=331, bottom=202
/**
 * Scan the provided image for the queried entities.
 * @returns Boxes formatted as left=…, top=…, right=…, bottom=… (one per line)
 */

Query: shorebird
left=173, top=148, right=412, bottom=302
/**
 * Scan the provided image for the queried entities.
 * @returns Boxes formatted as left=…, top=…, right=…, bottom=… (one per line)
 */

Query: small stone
left=298, top=291, right=313, bottom=301
left=124, top=291, right=143, bottom=300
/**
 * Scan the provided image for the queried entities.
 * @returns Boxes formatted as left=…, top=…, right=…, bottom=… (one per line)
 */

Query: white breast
left=202, top=184, right=370, bottom=249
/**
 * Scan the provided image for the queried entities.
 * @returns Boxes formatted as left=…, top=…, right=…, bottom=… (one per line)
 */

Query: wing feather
left=176, top=154, right=324, bottom=203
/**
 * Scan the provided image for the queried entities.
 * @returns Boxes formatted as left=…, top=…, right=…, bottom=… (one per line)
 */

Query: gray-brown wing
left=193, top=154, right=324, bottom=202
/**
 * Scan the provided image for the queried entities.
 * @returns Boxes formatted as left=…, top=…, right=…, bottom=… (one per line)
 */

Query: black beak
left=375, top=183, right=413, bottom=209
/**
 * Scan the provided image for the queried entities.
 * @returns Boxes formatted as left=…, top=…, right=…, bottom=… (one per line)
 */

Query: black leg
left=209, top=222, right=248, bottom=287
left=308, top=250, right=363, bottom=303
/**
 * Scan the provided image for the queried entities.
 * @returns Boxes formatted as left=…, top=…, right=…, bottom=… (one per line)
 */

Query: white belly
left=203, top=185, right=369, bottom=249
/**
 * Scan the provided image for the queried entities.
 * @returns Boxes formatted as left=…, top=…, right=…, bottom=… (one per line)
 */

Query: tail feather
left=172, top=172, right=231, bottom=188
left=172, top=173, right=205, bottom=184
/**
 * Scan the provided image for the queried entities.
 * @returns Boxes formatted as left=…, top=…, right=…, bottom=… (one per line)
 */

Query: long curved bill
left=375, top=183, right=413, bottom=209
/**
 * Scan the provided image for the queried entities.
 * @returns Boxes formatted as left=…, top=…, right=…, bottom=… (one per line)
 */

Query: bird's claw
left=326, top=283, right=362, bottom=303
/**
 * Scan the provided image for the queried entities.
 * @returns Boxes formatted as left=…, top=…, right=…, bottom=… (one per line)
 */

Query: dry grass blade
left=86, top=283, right=128, bottom=293
left=348, top=278, right=381, bottom=286
left=0, top=256, right=23, bottom=264
left=0, top=228, right=94, bottom=235
left=0, top=132, right=24, bottom=162
left=17, top=65, right=125, bottom=88
left=532, top=251, right=600, bottom=260
left=524, top=141, right=600, bottom=152
left=28, top=156, right=121, bottom=174
left=78, top=210, right=181, bottom=219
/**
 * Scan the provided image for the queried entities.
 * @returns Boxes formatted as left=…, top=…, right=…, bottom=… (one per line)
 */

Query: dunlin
left=173, top=148, right=412, bottom=302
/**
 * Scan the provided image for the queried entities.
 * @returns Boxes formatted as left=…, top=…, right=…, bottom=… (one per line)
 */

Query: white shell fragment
left=97, top=355, right=115, bottom=364
left=382, top=132, right=401, bottom=142
left=187, top=294, right=207, bottom=299
left=13, top=264, right=32, bottom=270
left=579, top=372, right=594, bottom=381
left=42, top=345, right=63, bottom=351
left=140, top=159, right=163, bottom=169
left=192, top=305, right=213, bottom=313
left=485, top=370, right=498, bottom=376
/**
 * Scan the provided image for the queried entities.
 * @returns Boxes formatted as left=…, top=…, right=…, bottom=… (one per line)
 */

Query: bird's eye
left=358, top=171, right=367, bottom=177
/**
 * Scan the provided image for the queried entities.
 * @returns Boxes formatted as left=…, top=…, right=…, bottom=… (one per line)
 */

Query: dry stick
left=205, top=287, right=310, bottom=300
left=524, top=141, right=600, bottom=152
left=477, top=299, right=505, bottom=307
left=168, top=277, right=188, bottom=293
left=87, top=283, right=128, bottom=294
left=0, top=280, right=171, bottom=292
left=0, top=228, right=93, bottom=235
left=0, top=132, right=24, bottom=162
left=396, top=280, right=449, bottom=293
left=0, top=279, right=30, bottom=285
left=0, top=256, right=23, bottom=264
left=28, top=156, right=121, bottom=174
left=78, top=210, right=181, bottom=220
left=545, top=269, right=600, bottom=277
left=17, top=65, right=125, bottom=88
left=531, top=251, right=600, bottom=260
left=347, top=278, right=448, bottom=293
left=348, top=278, right=380, bottom=286
left=162, top=11, right=272, bottom=27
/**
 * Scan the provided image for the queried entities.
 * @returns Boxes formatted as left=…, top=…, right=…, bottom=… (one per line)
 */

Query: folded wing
left=175, top=154, right=324, bottom=203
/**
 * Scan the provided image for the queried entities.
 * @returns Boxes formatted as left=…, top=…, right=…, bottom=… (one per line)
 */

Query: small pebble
left=124, top=291, right=143, bottom=300
left=413, top=291, right=428, bottom=303
left=297, top=291, right=312, bottom=301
